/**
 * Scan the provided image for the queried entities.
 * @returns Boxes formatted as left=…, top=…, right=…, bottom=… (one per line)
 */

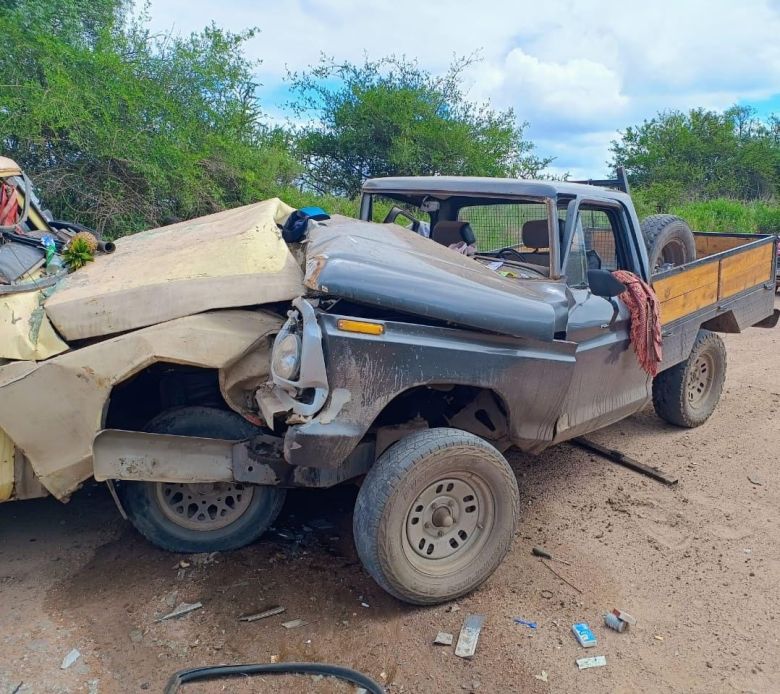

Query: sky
left=139, top=0, right=780, bottom=179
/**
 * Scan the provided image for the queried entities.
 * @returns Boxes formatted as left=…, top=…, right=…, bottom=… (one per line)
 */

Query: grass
left=633, top=194, right=780, bottom=234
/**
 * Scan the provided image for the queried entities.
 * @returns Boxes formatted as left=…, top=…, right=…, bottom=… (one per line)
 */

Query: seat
left=516, top=219, right=551, bottom=265
left=431, top=220, right=476, bottom=247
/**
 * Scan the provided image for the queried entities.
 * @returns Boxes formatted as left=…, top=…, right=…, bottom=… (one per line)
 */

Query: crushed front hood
left=306, top=216, right=565, bottom=342
left=44, top=198, right=304, bottom=341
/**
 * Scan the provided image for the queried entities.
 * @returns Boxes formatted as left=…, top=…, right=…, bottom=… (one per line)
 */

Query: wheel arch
left=368, top=383, right=512, bottom=454
left=0, top=310, right=281, bottom=500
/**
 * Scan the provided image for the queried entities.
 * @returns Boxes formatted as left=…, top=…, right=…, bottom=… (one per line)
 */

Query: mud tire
left=353, top=428, right=519, bottom=605
left=641, top=214, right=696, bottom=273
left=652, top=330, right=727, bottom=428
left=119, top=407, right=285, bottom=553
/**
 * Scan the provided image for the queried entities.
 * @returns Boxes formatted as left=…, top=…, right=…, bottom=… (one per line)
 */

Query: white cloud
left=138, top=0, right=780, bottom=176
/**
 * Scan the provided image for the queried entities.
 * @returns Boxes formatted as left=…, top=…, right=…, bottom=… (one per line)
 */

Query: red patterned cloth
left=612, top=270, right=663, bottom=376
left=0, top=182, right=19, bottom=227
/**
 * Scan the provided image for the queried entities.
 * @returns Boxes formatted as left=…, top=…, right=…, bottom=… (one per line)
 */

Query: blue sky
left=139, top=0, right=780, bottom=179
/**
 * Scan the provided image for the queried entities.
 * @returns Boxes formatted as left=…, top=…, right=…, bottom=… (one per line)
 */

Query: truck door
left=553, top=200, right=652, bottom=440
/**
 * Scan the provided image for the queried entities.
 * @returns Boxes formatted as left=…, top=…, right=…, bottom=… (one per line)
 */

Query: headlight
left=272, top=333, right=301, bottom=381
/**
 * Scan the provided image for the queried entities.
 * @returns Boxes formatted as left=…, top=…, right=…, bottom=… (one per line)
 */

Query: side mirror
left=587, top=269, right=626, bottom=298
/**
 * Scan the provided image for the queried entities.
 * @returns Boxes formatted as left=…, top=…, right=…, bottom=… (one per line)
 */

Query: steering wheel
left=496, top=247, right=530, bottom=261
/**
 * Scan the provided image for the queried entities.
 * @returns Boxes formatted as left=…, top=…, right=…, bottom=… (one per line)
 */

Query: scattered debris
left=541, top=560, right=583, bottom=594
left=455, top=614, right=485, bottom=659
left=434, top=631, right=454, bottom=646
left=163, top=590, right=179, bottom=609
left=611, top=608, right=637, bottom=626
left=177, top=560, right=191, bottom=569
left=532, top=547, right=571, bottom=566
left=190, top=552, right=219, bottom=566
left=576, top=655, right=607, bottom=670
left=654, top=635, right=664, bottom=641
left=446, top=603, right=461, bottom=613
left=604, top=612, right=627, bottom=632
left=748, top=476, right=763, bottom=486
left=361, top=602, right=370, bottom=608
left=60, top=648, right=81, bottom=670
left=156, top=601, right=203, bottom=622
left=270, top=655, right=279, bottom=663
left=540, top=589, right=554, bottom=600
left=239, top=606, right=286, bottom=622
left=513, top=617, right=537, bottom=629
left=534, top=671, right=549, bottom=683
left=282, top=619, right=307, bottom=629
left=573, top=437, right=678, bottom=486
left=572, top=623, right=597, bottom=648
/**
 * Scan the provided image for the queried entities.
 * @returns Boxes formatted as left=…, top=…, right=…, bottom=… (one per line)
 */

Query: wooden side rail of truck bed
left=652, top=233, right=777, bottom=325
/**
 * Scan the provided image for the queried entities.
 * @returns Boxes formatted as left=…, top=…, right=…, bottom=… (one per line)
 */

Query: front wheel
left=652, top=330, right=727, bottom=428
left=353, top=428, right=519, bottom=605
left=119, top=407, right=286, bottom=553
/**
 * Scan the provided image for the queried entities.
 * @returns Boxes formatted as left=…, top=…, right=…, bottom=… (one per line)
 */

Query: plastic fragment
left=577, top=655, right=607, bottom=670
left=455, top=614, right=485, bottom=659
left=514, top=617, right=538, bottom=629
left=572, top=622, right=597, bottom=647
left=61, top=649, right=81, bottom=669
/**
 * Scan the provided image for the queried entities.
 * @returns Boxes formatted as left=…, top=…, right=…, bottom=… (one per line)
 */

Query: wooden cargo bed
left=652, top=232, right=776, bottom=325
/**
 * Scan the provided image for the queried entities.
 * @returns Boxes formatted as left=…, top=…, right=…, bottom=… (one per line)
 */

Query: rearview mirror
left=587, top=269, right=626, bottom=298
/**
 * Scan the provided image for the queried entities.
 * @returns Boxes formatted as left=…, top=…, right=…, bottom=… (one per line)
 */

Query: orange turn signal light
left=336, top=319, right=385, bottom=336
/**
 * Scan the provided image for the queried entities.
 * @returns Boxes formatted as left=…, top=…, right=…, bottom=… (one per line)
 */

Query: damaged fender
left=0, top=309, right=282, bottom=499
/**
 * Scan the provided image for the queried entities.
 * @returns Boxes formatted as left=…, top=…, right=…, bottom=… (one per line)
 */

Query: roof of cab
left=362, top=175, right=629, bottom=202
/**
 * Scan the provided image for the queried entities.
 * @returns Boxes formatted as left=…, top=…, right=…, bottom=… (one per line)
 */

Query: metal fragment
left=611, top=608, right=637, bottom=626
left=455, top=614, right=485, bottom=659
left=433, top=631, right=453, bottom=645
left=155, top=601, right=203, bottom=622
left=239, top=606, right=286, bottom=622
left=573, top=437, right=678, bottom=485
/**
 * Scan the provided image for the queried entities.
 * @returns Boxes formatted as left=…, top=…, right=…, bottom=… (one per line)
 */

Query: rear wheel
left=120, top=407, right=286, bottom=553
left=652, top=330, right=727, bottom=427
left=642, top=214, right=696, bottom=273
left=353, top=428, right=519, bottom=605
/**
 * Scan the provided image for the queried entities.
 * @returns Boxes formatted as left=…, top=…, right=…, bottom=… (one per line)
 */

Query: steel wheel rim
left=686, top=352, right=714, bottom=409
left=155, top=482, right=254, bottom=531
left=403, top=474, right=495, bottom=574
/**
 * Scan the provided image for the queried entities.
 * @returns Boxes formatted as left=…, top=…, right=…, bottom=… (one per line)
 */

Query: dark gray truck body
left=258, top=177, right=777, bottom=474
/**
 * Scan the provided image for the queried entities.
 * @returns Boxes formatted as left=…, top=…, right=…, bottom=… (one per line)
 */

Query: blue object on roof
left=299, top=206, right=330, bottom=221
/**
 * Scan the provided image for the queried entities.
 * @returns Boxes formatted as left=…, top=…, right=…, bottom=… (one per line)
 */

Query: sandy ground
left=1, top=302, right=779, bottom=694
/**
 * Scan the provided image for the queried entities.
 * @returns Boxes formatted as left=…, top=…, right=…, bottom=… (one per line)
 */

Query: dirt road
left=2, top=305, right=779, bottom=693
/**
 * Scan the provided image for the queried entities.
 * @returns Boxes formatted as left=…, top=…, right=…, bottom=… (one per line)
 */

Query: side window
left=580, top=208, right=618, bottom=271
left=564, top=216, right=589, bottom=288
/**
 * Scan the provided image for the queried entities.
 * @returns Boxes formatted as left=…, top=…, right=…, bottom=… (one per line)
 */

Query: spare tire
left=641, top=214, right=696, bottom=273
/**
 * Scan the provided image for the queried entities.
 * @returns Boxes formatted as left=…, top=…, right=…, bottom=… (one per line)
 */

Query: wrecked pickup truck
left=1, top=165, right=777, bottom=606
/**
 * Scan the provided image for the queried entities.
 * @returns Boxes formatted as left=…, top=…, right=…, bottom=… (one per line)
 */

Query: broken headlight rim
left=272, top=332, right=301, bottom=381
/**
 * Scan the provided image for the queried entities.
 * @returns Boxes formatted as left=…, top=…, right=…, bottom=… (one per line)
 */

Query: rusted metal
left=572, top=437, right=678, bottom=486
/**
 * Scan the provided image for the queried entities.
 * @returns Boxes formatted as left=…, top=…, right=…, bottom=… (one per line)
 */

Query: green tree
left=0, top=0, right=299, bottom=237
left=610, top=106, right=780, bottom=211
left=288, top=55, right=551, bottom=197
